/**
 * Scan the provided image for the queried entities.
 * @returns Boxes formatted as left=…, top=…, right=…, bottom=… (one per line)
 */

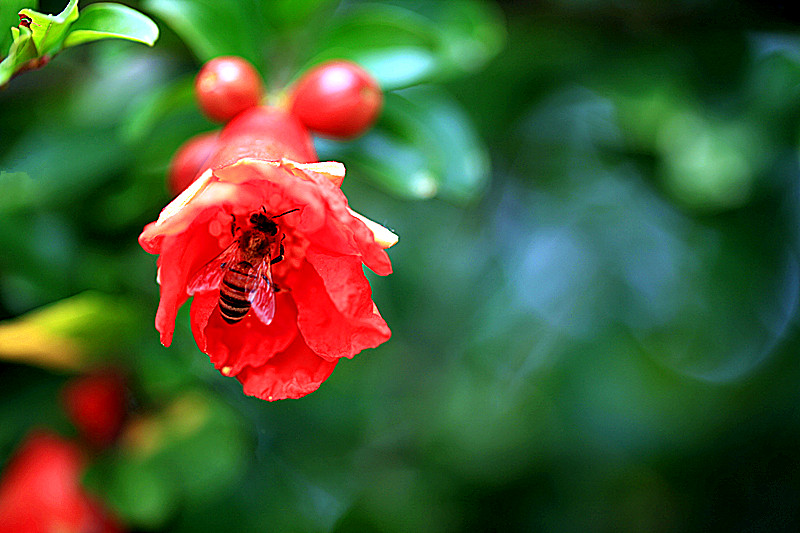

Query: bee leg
left=270, top=245, right=284, bottom=265
left=230, top=214, right=239, bottom=237
left=270, top=235, right=286, bottom=265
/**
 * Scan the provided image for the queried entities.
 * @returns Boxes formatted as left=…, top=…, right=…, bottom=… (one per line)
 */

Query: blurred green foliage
left=3, top=0, right=800, bottom=531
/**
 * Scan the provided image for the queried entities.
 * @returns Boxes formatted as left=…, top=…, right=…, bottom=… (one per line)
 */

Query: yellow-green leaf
left=63, top=3, right=159, bottom=48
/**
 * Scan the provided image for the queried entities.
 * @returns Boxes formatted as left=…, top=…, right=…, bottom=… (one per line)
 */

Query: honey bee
left=187, top=207, right=298, bottom=325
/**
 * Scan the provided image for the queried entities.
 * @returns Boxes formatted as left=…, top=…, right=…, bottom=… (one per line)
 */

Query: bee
left=187, top=207, right=298, bottom=325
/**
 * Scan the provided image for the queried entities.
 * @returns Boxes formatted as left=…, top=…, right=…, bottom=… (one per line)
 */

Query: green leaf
left=318, top=133, right=438, bottom=200
left=63, top=3, right=159, bottom=48
left=0, top=291, right=138, bottom=370
left=412, top=0, right=506, bottom=77
left=0, top=25, right=37, bottom=85
left=1, top=123, right=128, bottom=204
left=119, top=74, right=198, bottom=142
left=82, top=393, right=248, bottom=527
left=0, top=0, right=37, bottom=54
left=318, top=87, right=489, bottom=202
left=303, top=4, right=441, bottom=90
left=301, top=1, right=505, bottom=91
left=397, top=86, right=491, bottom=202
left=0, top=171, right=36, bottom=214
left=83, top=457, right=179, bottom=529
left=19, top=0, right=79, bottom=57
left=268, top=0, right=339, bottom=29
left=2, top=1, right=158, bottom=86
left=142, top=0, right=268, bottom=66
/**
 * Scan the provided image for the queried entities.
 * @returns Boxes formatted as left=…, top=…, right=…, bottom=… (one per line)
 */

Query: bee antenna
left=261, top=205, right=267, bottom=214
left=274, top=208, right=299, bottom=219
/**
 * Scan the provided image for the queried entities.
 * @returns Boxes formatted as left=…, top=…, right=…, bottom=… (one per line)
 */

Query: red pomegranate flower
left=61, top=371, right=128, bottom=449
left=139, top=107, right=397, bottom=401
left=0, top=431, right=123, bottom=533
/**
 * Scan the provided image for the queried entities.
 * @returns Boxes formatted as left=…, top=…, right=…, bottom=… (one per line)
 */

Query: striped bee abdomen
left=219, top=261, right=257, bottom=323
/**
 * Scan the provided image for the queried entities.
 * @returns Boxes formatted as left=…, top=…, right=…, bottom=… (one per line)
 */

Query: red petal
left=138, top=221, right=163, bottom=254
left=291, top=260, right=390, bottom=360
left=149, top=182, right=268, bottom=347
left=306, top=249, right=376, bottom=316
left=190, top=291, right=298, bottom=375
left=288, top=169, right=391, bottom=275
left=154, top=228, right=226, bottom=347
left=220, top=158, right=390, bottom=275
left=235, top=336, right=338, bottom=400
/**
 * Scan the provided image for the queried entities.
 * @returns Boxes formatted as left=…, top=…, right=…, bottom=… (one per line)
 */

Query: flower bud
left=61, top=371, right=128, bottom=449
left=0, top=431, right=122, bottom=532
left=289, top=60, right=382, bottom=139
left=168, top=131, right=219, bottom=195
left=195, top=56, right=264, bottom=123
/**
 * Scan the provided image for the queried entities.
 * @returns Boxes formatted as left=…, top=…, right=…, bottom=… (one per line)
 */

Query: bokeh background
left=3, top=0, right=800, bottom=530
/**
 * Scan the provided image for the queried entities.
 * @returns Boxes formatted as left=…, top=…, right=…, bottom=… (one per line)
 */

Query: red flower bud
left=140, top=106, right=397, bottom=400
left=195, top=56, right=264, bottom=123
left=0, top=431, right=123, bottom=533
left=61, top=371, right=128, bottom=449
left=289, top=60, right=382, bottom=139
left=168, top=131, right=220, bottom=196
left=212, top=106, right=317, bottom=165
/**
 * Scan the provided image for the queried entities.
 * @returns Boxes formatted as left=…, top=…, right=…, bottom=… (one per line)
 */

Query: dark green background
left=2, top=0, right=800, bottom=531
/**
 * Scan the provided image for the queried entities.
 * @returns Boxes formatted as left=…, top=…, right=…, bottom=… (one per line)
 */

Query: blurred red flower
left=139, top=107, right=397, bottom=400
left=0, top=431, right=123, bottom=533
left=61, top=371, right=128, bottom=449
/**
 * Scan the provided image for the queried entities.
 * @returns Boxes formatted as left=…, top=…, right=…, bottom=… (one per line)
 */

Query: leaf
left=268, top=0, right=339, bottom=28
left=301, top=1, right=505, bottom=91
left=0, top=125, right=129, bottom=204
left=83, top=392, right=248, bottom=527
left=142, top=0, right=268, bottom=66
left=317, top=134, right=438, bottom=200
left=0, top=25, right=37, bottom=86
left=398, top=86, right=491, bottom=202
left=0, top=171, right=36, bottom=214
left=0, top=291, right=137, bottom=371
left=63, top=3, right=159, bottom=48
left=83, top=456, right=179, bottom=529
left=303, top=4, right=440, bottom=91
left=19, top=0, right=79, bottom=57
left=413, top=0, right=506, bottom=77
left=318, top=87, right=489, bottom=202
left=119, top=74, right=198, bottom=142
left=2, top=1, right=159, bottom=86
left=0, top=0, right=37, bottom=54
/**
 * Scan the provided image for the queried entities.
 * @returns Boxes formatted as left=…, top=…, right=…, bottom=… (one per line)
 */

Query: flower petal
left=305, top=249, right=375, bottom=316
left=348, top=208, right=399, bottom=249
left=291, top=260, right=390, bottom=360
left=152, top=217, right=232, bottom=347
left=281, top=159, right=346, bottom=188
left=190, top=291, right=299, bottom=376
left=212, top=158, right=392, bottom=275
left=236, top=336, right=338, bottom=401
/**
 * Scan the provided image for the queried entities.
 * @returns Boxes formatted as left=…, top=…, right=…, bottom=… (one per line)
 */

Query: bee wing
left=248, top=258, right=276, bottom=326
left=187, top=240, right=239, bottom=295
